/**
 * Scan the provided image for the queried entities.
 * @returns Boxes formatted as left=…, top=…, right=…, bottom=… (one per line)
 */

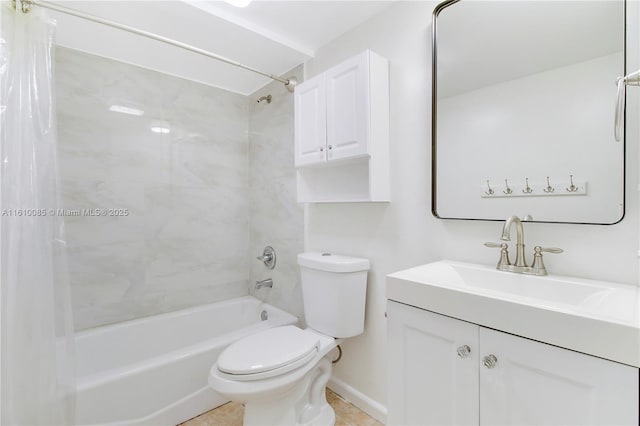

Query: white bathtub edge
left=74, top=296, right=257, bottom=339
left=160, top=386, right=226, bottom=426
left=99, top=386, right=226, bottom=426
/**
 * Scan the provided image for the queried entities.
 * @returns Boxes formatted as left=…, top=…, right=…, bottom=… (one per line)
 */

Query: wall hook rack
left=481, top=176, right=587, bottom=198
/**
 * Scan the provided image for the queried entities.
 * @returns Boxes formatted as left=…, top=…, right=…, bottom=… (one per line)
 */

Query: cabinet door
left=479, top=327, right=639, bottom=426
left=387, top=301, right=479, bottom=426
left=325, top=51, right=369, bottom=162
left=294, top=73, right=326, bottom=167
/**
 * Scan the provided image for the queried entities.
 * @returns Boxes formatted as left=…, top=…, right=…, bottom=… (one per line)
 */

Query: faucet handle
left=256, top=246, right=276, bottom=270
left=531, top=246, right=563, bottom=275
left=484, top=242, right=511, bottom=269
left=484, top=242, right=504, bottom=248
left=537, top=246, right=563, bottom=254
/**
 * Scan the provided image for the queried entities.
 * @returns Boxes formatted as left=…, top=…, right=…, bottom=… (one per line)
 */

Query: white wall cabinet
left=295, top=50, right=389, bottom=202
left=387, top=301, right=639, bottom=426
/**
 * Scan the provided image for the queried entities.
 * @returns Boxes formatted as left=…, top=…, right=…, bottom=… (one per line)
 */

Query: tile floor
left=180, top=389, right=382, bottom=426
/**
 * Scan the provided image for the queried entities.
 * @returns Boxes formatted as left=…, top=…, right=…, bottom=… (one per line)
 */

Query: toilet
left=208, top=252, right=370, bottom=426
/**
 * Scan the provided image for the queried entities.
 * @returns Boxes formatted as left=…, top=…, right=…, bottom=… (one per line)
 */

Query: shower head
left=257, top=95, right=272, bottom=104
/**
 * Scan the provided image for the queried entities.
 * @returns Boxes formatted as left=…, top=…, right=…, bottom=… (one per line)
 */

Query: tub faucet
left=501, top=215, right=527, bottom=268
left=255, top=278, right=273, bottom=289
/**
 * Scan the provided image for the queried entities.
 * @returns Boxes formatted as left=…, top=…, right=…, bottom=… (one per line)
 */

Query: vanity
left=386, top=261, right=640, bottom=425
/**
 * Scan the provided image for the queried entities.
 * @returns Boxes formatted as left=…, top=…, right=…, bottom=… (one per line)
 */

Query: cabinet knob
left=328, top=145, right=333, bottom=150
left=457, top=345, right=471, bottom=358
left=483, top=354, right=498, bottom=369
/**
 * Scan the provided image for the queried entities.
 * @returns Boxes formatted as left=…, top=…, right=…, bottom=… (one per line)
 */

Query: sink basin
left=437, top=262, right=613, bottom=307
left=387, top=260, right=640, bottom=367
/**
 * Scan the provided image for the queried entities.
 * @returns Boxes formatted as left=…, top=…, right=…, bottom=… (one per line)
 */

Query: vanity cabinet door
left=294, top=72, right=326, bottom=167
left=479, top=327, right=639, bottom=426
left=387, top=301, right=479, bottom=426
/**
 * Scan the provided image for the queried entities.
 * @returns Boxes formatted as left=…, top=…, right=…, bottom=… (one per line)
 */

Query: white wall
left=304, top=0, right=639, bottom=418
left=56, top=47, right=250, bottom=330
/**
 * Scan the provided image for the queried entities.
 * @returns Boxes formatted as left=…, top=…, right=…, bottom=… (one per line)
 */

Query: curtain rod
left=16, top=0, right=298, bottom=92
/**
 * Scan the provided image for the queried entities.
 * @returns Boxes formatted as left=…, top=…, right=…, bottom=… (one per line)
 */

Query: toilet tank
left=297, top=252, right=370, bottom=338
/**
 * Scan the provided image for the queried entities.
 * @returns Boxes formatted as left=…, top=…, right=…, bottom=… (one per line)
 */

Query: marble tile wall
left=248, top=66, right=305, bottom=321
left=56, top=47, right=250, bottom=330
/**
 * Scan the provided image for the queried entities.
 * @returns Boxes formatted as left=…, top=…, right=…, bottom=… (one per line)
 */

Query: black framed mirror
left=432, top=0, right=626, bottom=224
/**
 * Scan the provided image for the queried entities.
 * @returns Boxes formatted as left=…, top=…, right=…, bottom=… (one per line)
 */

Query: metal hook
left=503, top=179, right=513, bottom=195
left=543, top=176, right=555, bottom=193
left=566, top=175, right=578, bottom=192
left=485, top=180, right=494, bottom=196
left=522, top=178, right=533, bottom=194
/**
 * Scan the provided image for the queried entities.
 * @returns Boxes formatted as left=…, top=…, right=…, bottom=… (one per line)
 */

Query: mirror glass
left=432, top=0, right=625, bottom=224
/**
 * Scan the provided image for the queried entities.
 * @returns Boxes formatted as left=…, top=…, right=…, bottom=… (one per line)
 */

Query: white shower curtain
left=0, top=3, right=75, bottom=425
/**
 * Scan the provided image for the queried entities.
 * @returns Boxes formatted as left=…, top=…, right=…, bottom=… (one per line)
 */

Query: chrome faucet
left=485, top=215, right=563, bottom=276
left=500, top=215, right=527, bottom=267
left=255, top=278, right=273, bottom=289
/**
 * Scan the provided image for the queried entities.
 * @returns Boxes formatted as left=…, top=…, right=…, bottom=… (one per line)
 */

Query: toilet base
left=308, top=404, right=336, bottom=426
left=242, top=356, right=335, bottom=426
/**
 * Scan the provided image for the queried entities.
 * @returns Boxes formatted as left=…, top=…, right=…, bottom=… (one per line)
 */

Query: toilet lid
left=217, top=326, right=319, bottom=375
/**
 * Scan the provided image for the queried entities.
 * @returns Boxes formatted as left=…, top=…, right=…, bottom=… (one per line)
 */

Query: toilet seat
left=217, top=326, right=319, bottom=382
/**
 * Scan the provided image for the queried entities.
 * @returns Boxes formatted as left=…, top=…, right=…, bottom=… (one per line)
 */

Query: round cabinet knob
left=457, top=345, right=471, bottom=358
left=483, top=354, right=498, bottom=369
left=319, top=147, right=324, bottom=152
left=328, top=145, right=333, bottom=150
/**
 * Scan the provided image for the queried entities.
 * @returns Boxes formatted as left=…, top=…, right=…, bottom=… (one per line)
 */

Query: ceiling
left=49, top=1, right=394, bottom=95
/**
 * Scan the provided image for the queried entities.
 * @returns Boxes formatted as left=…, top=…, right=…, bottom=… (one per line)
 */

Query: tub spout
left=255, top=278, right=273, bottom=289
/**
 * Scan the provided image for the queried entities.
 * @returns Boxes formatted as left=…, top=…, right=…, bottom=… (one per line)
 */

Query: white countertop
left=387, top=260, right=640, bottom=367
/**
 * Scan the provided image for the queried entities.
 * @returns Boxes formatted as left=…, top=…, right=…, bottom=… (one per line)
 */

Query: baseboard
left=327, top=377, right=387, bottom=424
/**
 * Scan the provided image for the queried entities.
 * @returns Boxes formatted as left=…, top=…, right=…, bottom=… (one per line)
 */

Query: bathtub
left=75, top=296, right=298, bottom=425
